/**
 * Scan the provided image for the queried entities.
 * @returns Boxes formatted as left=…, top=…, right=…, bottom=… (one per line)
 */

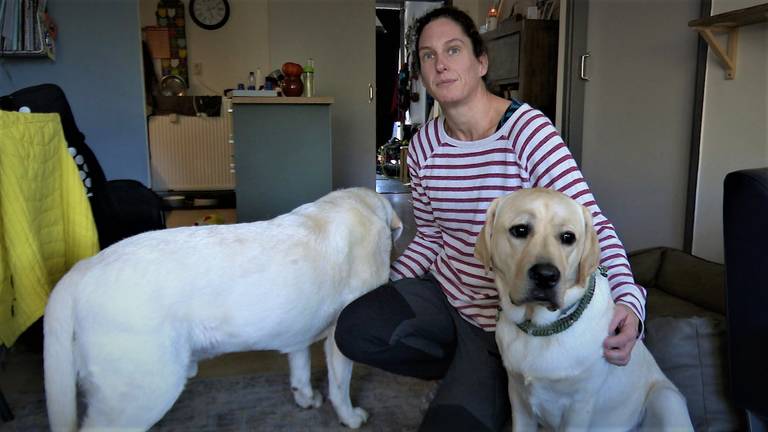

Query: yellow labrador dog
left=44, top=187, right=402, bottom=431
left=475, top=188, right=692, bottom=431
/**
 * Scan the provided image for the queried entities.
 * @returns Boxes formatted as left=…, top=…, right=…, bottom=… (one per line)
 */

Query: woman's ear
left=478, top=52, right=489, bottom=78
left=475, top=197, right=500, bottom=273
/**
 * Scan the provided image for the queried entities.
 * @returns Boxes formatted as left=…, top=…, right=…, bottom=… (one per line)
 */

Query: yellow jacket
left=0, top=110, right=99, bottom=346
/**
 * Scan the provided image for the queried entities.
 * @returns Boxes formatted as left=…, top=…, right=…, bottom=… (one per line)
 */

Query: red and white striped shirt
left=390, top=103, right=646, bottom=330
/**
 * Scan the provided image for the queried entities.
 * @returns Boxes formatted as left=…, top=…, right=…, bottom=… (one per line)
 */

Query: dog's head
left=474, top=188, right=599, bottom=312
left=343, top=187, right=403, bottom=242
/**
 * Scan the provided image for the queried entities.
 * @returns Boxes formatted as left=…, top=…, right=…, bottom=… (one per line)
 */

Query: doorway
left=374, top=1, right=446, bottom=194
left=375, top=5, right=409, bottom=194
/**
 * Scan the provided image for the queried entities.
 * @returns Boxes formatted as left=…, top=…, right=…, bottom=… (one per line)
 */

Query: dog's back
left=70, top=188, right=391, bottom=350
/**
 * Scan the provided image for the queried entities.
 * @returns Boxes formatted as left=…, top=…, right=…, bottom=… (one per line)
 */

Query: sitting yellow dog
left=475, top=188, right=693, bottom=431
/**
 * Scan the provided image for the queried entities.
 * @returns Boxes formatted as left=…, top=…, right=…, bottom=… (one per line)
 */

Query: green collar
left=511, top=267, right=606, bottom=337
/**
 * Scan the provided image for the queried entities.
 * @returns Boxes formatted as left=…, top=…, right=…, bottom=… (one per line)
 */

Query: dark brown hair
left=410, top=6, right=487, bottom=77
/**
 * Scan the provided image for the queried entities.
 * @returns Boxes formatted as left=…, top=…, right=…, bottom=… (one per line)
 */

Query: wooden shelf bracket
left=688, top=3, right=768, bottom=80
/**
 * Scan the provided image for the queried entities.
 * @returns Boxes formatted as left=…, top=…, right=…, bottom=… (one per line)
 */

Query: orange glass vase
left=281, top=62, right=304, bottom=97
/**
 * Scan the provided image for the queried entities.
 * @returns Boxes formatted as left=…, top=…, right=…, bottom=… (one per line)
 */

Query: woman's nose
left=435, top=60, right=447, bottom=72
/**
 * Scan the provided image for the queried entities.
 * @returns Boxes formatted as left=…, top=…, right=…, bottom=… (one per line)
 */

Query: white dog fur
left=475, top=188, right=692, bottom=431
left=44, top=187, right=403, bottom=431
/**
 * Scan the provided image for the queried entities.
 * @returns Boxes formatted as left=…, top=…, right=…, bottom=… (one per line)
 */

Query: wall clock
left=189, top=0, right=230, bottom=30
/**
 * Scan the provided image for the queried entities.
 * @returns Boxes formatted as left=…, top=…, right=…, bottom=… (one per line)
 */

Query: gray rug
left=3, top=365, right=437, bottom=432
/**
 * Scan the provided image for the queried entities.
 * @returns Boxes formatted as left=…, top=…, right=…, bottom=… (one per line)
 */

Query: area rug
left=3, top=365, right=438, bottom=432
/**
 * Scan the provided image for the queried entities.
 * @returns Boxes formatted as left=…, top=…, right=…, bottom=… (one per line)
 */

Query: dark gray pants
left=335, top=276, right=510, bottom=431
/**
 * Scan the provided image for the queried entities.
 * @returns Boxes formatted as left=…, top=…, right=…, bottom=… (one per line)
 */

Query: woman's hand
left=603, top=304, right=640, bottom=366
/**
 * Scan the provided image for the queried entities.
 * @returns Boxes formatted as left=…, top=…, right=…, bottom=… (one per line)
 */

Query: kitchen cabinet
left=483, top=19, right=559, bottom=120
left=231, top=97, right=334, bottom=221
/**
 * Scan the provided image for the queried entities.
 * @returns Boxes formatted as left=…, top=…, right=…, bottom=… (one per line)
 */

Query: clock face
left=189, top=0, right=230, bottom=30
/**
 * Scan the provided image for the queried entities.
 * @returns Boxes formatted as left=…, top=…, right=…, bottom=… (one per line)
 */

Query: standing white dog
left=474, top=188, right=692, bottom=431
left=44, top=187, right=402, bottom=431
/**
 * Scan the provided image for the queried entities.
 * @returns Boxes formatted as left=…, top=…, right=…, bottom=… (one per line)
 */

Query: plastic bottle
left=303, top=58, right=315, bottom=97
left=247, top=71, right=256, bottom=90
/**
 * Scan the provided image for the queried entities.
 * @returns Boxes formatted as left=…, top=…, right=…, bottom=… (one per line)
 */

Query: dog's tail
left=43, top=270, right=80, bottom=432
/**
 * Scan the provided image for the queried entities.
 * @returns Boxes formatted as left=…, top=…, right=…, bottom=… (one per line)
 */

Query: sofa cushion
left=655, top=249, right=726, bottom=315
left=628, top=247, right=664, bottom=288
left=645, top=316, right=742, bottom=431
left=646, top=287, right=723, bottom=321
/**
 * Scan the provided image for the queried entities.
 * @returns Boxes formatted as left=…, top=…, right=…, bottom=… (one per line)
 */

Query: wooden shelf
left=231, top=96, right=334, bottom=105
left=688, top=3, right=768, bottom=79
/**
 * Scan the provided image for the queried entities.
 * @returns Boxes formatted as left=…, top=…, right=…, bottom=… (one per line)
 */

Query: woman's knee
left=334, top=282, right=416, bottom=361
left=334, top=296, right=372, bottom=361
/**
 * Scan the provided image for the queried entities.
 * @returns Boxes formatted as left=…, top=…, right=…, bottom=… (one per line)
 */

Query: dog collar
left=512, top=266, right=606, bottom=337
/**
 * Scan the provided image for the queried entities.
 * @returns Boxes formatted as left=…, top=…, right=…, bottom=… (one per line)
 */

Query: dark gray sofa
left=629, top=246, right=743, bottom=431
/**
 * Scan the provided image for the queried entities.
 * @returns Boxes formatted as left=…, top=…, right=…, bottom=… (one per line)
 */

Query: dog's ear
left=390, top=211, right=403, bottom=241
left=475, top=197, right=500, bottom=273
left=577, top=204, right=600, bottom=287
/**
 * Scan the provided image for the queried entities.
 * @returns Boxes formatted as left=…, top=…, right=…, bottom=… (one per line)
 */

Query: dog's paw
left=339, top=407, right=369, bottom=429
left=293, top=388, right=323, bottom=409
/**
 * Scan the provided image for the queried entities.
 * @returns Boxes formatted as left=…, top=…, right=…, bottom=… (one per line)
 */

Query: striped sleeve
left=390, top=128, right=444, bottom=281
left=509, top=108, right=647, bottom=323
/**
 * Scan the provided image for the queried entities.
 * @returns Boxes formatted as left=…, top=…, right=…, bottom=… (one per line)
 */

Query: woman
left=335, top=6, right=645, bottom=431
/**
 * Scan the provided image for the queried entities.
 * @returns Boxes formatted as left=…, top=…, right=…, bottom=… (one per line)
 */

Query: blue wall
left=0, top=0, right=149, bottom=185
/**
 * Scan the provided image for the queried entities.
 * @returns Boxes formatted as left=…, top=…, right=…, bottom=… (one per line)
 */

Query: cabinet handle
left=368, top=84, right=374, bottom=103
left=580, top=53, right=591, bottom=81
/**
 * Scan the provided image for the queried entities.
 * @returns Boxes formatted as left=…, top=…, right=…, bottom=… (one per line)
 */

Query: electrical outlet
left=192, top=62, right=203, bottom=75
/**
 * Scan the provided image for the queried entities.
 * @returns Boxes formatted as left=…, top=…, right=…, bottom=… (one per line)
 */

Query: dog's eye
left=509, top=224, right=530, bottom=238
left=560, top=231, right=576, bottom=245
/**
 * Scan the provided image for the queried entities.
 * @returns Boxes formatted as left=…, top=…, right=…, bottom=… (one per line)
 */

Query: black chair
left=723, top=167, right=768, bottom=431
left=0, top=83, right=165, bottom=249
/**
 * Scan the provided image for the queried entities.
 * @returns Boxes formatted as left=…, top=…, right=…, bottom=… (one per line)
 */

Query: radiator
left=148, top=110, right=234, bottom=191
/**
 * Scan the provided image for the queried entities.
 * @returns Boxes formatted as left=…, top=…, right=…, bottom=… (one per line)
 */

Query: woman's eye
left=509, top=224, right=529, bottom=238
left=560, top=232, right=576, bottom=245
left=448, top=46, right=460, bottom=55
left=421, top=52, right=434, bottom=61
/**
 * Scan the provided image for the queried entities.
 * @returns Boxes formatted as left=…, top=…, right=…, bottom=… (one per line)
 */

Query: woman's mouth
left=435, top=79, right=456, bottom=87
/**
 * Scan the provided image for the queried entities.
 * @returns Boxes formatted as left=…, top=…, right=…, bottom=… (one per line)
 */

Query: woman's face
left=417, top=17, right=488, bottom=106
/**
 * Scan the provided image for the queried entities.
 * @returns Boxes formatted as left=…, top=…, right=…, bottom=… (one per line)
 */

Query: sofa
left=629, top=246, right=743, bottom=431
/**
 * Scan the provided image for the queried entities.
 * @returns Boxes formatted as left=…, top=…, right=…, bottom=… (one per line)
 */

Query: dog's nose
left=528, top=263, right=560, bottom=289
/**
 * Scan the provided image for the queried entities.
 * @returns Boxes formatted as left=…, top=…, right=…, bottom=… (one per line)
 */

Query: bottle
left=247, top=71, right=256, bottom=90
left=302, top=58, right=315, bottom=97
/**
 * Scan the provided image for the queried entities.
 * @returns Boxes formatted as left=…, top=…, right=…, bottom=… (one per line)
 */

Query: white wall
left=693, top=0, right=768, bottom=262
left=139, top=0, right=271, bottom=95
left=453, top=0, right=487, bottom=26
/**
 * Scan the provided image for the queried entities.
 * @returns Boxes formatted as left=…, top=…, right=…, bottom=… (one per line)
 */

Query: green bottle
left=303, top=58, right=315, bottom=97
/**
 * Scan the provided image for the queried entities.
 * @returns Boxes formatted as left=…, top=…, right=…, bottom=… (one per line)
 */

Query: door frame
left=560, top=0, right=588, bottom=165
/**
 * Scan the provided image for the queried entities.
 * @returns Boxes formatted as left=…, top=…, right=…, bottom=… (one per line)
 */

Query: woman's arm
left=390, top=135, right=445, bottom=281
